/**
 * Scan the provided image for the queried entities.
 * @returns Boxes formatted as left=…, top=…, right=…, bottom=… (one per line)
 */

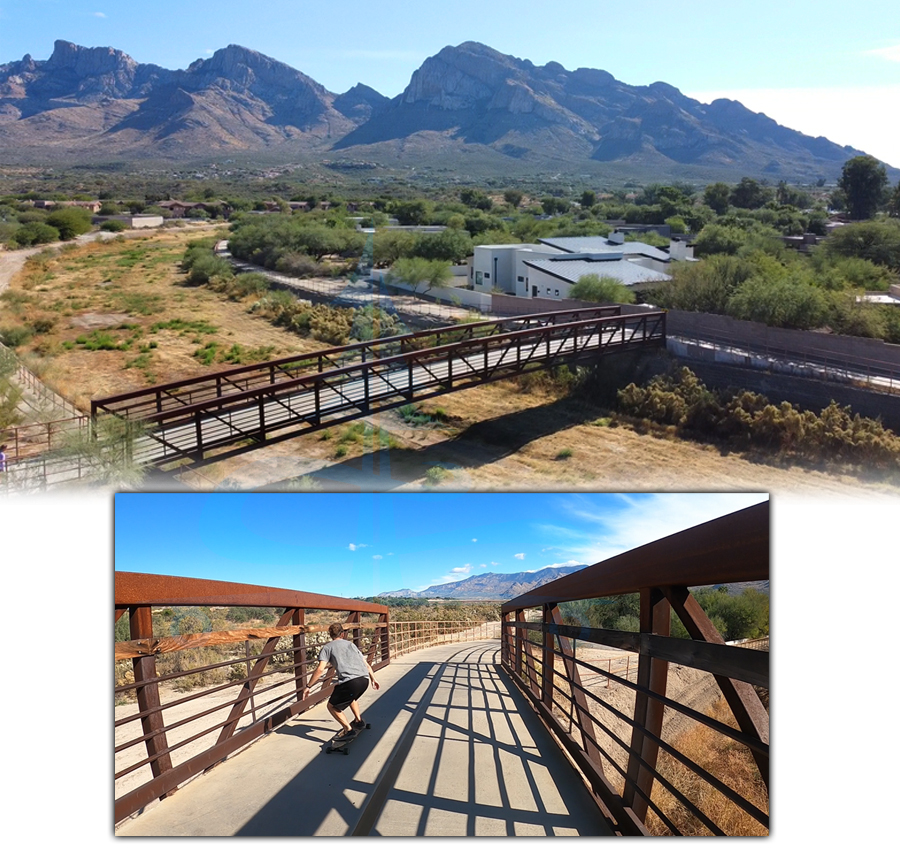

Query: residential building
left=469, top=230, right=693, bottom=300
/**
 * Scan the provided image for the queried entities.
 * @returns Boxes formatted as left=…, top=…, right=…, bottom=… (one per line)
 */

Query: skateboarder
left=302, top=622, right=380, bottom=739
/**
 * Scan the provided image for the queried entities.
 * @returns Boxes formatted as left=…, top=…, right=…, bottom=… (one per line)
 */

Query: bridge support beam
left=624, top=587, right=670, bottom=823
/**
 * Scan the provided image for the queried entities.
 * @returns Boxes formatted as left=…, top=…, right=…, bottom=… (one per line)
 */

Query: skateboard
left=325, top=721, right=371, bottom=755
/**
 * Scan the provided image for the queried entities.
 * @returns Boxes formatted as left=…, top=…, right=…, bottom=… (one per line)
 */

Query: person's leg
left=348, top=699, right=362, bottom=726
left=327, top=703, right=352, bottom=735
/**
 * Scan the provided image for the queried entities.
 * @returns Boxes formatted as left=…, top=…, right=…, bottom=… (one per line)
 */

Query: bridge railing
left=500, top=502, right=769, bottom=837
left=114, top=572, right=390, bottom=824
left=95, top=309, right=665, bottom=465
left=91, top=305, right=646, bottom=421
left=390, top=620, right=499, bottom=657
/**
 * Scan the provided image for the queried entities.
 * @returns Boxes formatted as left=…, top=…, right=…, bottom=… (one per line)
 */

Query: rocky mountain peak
left=186, top=44, right=326, bottom=95
left=333, top=83, right=390, bottom=122
left=47, top=39, right=137, bottom=76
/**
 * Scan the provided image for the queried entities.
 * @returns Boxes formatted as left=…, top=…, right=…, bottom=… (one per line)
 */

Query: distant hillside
left=380, top=562, right=588, bottom=601
left=0, top=39, right=882, bottom=181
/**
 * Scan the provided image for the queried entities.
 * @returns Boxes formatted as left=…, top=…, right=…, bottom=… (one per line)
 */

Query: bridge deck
left=115, top=639, right=613, bottom=837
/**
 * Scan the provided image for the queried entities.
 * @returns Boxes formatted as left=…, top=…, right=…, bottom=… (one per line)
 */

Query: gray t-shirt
left=318, top=638, right=369, bottom=683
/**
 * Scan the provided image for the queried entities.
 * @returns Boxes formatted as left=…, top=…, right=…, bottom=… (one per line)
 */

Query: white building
left=470, top=231, right=693, bottom=300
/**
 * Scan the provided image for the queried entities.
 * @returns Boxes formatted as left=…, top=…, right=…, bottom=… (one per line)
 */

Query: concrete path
left=116, top=639, right=612, bottom=837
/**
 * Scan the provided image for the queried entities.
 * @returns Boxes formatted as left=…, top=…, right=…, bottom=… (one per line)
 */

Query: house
left=469, top=230, right=693, bottom=300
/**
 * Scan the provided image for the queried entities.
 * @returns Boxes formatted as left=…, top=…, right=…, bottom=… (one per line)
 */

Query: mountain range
left=379, top=562, right=588, bottom=600
left=0, top=39, right=870, bottom=179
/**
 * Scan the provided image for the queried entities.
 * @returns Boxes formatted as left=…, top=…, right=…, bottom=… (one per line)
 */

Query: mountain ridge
left=378, top=562, right=589, bottom=600
left=0, top=39, right=876, bottom=179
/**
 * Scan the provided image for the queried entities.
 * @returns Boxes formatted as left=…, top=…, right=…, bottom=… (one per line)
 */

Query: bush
left=45, top=207, right=92, bottom=240
left=101, top=219, right=128, bottom=232
left=14, top=221, right=60, bottom=246
left=569, top=274, right=634, bottom=304
left=616, top=367, right=900, bottom=470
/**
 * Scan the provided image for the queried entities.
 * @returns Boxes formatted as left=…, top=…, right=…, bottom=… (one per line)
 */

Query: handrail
left=114, top=572, right=390, bottom=824
left=500, top=502, right=769, bottom=837
left=93, top=305, right=625, bottom=411
left=94, top=308, right=663, bottom=422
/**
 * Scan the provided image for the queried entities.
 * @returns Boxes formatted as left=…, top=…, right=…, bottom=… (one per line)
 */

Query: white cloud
left=549, top=493, right=768, bottom=568
left=93, top=12, right=107, bottom=18
left=514, top=553, right=525, bottom=560
left=480, top=564, right=487, bottom=568
left=372, top=555, right=383, bottom=560
left=491, top=562, right=499, bottom=566
left=450, top=564, right=473, bottom=576
left=348, top=543, right=369, bottom=551
left=472, top=538, right=477, bottom=542
left=865, top=43, right=900, bottom=63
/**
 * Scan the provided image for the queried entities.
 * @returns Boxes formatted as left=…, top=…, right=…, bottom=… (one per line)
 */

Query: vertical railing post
left=293, top=608, right=307, bottom=702
left=380, top=612, right=390, bottom=666
left=349, top=611, right=361, bottom=653
left=541, top=603, right=556, bottom=708
left=129, top=605, right=175, bottom=796
left=514, top=608, right=525, bottom=679
left=624, top=587, right=671, bottom=822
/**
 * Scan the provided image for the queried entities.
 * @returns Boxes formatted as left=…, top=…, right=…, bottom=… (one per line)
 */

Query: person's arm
left=365, top=658, right=380, bottom=691
left=302, top=660, right=327, bottom=700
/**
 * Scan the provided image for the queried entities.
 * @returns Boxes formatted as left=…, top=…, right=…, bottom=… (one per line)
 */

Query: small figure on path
left=302, top=622, right=380, bottom=739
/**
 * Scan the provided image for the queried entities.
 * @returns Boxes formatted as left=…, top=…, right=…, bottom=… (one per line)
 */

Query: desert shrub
left=616, top=367, right=900, bottom=470
left=0, top=325, right=34, bottom=346
left=226, top=272, right=269, bottom=300
left=276, top=252, right=325, bottom=278
left=101, top=219, right=128, bottom=232
left=14, top=221, right=60, bottom=246
left=350, top=305, right=405, bottom=341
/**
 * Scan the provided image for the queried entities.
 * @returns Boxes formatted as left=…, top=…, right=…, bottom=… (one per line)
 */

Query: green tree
left=388, top=257, right=452, bottom=295
left=503, top=190, right=524, bottom=208
left=44, top=207, right=92, bottom=240
left=838, top=155, right=888, bottom=220
left=729, top=178, right=773, bottom=210
left=391, top=200, right=431, bottom=226
left=703, top=182, right=731, bottom=215
left=824, top=219, right=900, bottom=270
left=412, top=228, right=473, bottom=263
left=888, top=180, right=900, bottom=218
left=569, top=274, right=635, bottom=304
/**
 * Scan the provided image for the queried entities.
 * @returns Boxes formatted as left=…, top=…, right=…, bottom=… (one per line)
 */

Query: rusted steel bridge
left=114, top=501, right=768, bottom=837
left=94, top=306, right=664, bottom=467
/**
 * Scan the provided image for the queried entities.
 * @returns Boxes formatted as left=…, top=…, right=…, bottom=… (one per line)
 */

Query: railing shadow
left=254, top=395, right=601, bottom=492
left=234, top=643, right=609, bottom=836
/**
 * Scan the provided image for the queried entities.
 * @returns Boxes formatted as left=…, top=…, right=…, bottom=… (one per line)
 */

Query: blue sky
left=1, top=0, right=898, bottom=165
left=113, top=492, right=766, bottom=597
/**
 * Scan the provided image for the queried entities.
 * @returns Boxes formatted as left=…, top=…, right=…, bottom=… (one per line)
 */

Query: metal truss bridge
left=92, top=306, right=665, bottom=467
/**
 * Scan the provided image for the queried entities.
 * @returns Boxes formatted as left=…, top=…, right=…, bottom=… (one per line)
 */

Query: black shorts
left=329, top=676, right=368, bottom=712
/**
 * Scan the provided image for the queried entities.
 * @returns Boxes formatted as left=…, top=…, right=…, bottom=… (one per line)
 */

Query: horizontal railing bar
left=511, top=622, right=768, bottom=689
left=99, top=312, right=663, bottom=424
left=115, top=572, right=389, bottom=612
left=512, top=643, right=768, bottom=830
left=95, top=306, right=625, bottom=408
left=512, top=655, right=728, bottom=835
left=114, top=621, right=380, bottom=660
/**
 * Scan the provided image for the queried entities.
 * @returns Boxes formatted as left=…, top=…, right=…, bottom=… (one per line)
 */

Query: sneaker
left=351, top=718, right=365, bottom=730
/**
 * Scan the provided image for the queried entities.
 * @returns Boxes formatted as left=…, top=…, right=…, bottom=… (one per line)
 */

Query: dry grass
left=645, top=697, right=769, bottom=836
left=2, top=229, right=328, bottom=411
